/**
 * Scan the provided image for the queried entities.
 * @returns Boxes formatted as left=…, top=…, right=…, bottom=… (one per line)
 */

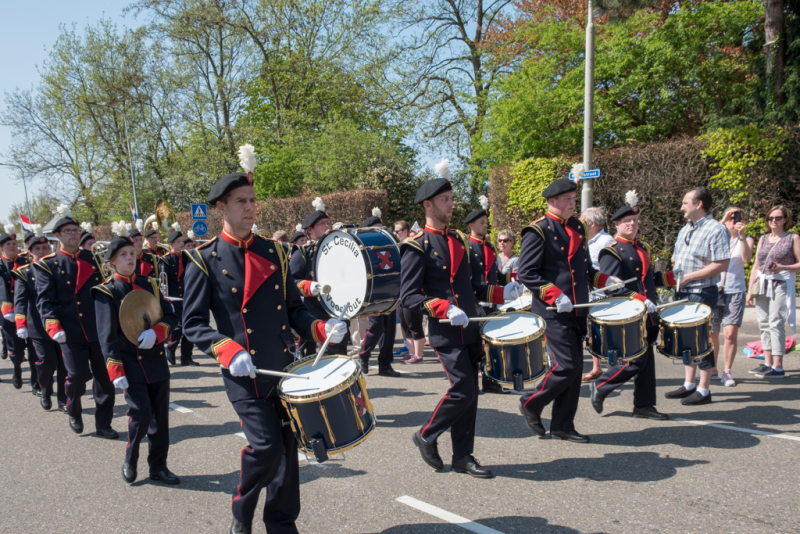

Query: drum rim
left=587, top=344, right=648, bottom=362
left=278, top=355, right=362, bottom=403
left=293, top=413, right=377, bottom=456
left=480, top=311, right=546, bottom=345
left=588, top=297, right=647, bottom=326
left=658, top=302, right=713, bottom=328
left=656, top=346, right=712, bottom=362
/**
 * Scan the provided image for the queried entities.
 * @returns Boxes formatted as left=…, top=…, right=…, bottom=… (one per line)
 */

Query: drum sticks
left=220, top=366, right=309, bottom=380
left=312, top=301, right=350, bottom=368
left=587, top=277, right=637, bottom=297
left=440, top=316, right=511, bottom=324
left=657, top=298, right=689, bottom=310
left=545, top=302, right=598, bottom=311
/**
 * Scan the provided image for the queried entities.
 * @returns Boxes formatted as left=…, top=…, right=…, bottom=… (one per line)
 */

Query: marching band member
left=516, top=179, right=621, bottom=443
left=357, top=208, right=400, bottom=377
left=1, top=225, right=31, bottom=389
left=401, top=176, right=521, bottom=478
left=34, top=209, right=117, bottom=438
left=13, top=227, right=66, bottom=409
left=163, top=223, right=198, bottom=366
left=589, top=192, right=677, bottom=420
left=145, top=223, right=165, bottom=257
left=289, top=224, right=306, bottom=248
left=79, top=222, right=96, bottom=251
left=182, top=147, right=347, bottom=533
left=184, top=231, right=195, bottom=250
left=92, top=236, right=180, bottom=485
left=121, top=223, right=161, bottom=281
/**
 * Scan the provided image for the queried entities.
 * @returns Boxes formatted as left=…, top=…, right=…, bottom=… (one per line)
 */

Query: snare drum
left=587, top=298, right=647, bottom=365
left=657, top=302, right=713, bottom=364
left=497, top=294, right=532, bottom=313
left=314, top=228, right=400, bottom=319
left=279, top=356, right=376, bottom=462
left=480, top=312, right=548, bottom=391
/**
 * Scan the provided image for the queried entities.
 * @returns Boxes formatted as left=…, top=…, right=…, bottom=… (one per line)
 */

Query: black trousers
left=61, top=342, right=115, bottom=430
left=124, top=380, right=170, bottom=470
left=167, top=325, right=195, bottom=363
left=31, top=337, right=67, bottom=407
left=520, top=318, right=584, bottom=434
left=359, top=312, right=396, bottom=370
left=594, top=326, right=658, bottom=408
left=231, top=397, right=299, bottom=533
left=420, top=343, right=481, bottom=458
left=2, top=322, right=25, bottom=382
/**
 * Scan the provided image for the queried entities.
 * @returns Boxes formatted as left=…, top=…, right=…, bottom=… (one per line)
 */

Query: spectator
left=746, top=205, right=800, bottom=379
left=581, top=207, right=615, bottom=382
left=496, top=229, right=518, bottom=282
left=272, top=230, right=288, bottom=242
left=394, top=220, right=425, bottom=362
left=712, top=207, right=754, bottom=387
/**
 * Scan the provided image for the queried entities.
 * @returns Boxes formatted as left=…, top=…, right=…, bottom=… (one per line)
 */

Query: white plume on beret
left=187, top=230, right=195, bottom=239
left=238, top=144, right=257, bottom=174
left=570, top=163, right=585, bottom=181
left=251, top=223, right=258, bottom=233
left=295, top=223, right=302, bottom=232
left=80, top=222, right=92, bottom=233
left=171, top=221, right=181, bottom=232
left=371, top=207, right=382, bottom=218
left=111, top=220, right=126, bottom=236
left=479, top=195, right=489, bottom=210
left=434, top=158, right=450, bottom=180
left=4, top=223, right=15, bottom=234
left=33, top=224, right=43, bottom=237
left=312, top=197, right=325, bottom=212
left=125, top=222, right=132, bottom=232
left=151, top=221, right=158, bottom=231
left=55, top=204, right=71, bottom=218
left=625, top=190, right=639, bottom=208
left=136, top=219, right=143, bottom=231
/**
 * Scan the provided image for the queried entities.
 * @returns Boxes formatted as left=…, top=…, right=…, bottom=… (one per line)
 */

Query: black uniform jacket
left=288, top=241, right=328, bottom=319
left=400, top=225, right=505, bottom=348
left=598, top=236, right=677, bottom=332
left=136, top=250, right=161, bottom=279
left=11, top=264, right=46, bottom=340
left=517, top=212, right=610, bottom=321
left=468, top=235, right=503, bottom=286
left=162, top=251, right=185, bottom=300
left=182, top=230, right=328, bottom=401
left=92, top=274, right=175, bottom=384
left=1, top=254, right=28, bottom=319
left=34, top=249, right=104, bottom=343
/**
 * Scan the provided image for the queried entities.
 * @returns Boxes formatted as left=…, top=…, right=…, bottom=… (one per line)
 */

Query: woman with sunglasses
left=746, top=205, right=800, bottom=379
left=496, top=230, right=518, bottom=281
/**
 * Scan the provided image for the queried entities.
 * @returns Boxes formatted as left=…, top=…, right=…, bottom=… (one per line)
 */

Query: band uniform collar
left=616, top=235, right=636, bottom=245
left=59, top=247, right=79, bottom=259
left=424, top=225, right=447, bottom=236
left=546, top=211, right=567, bottom=225
left=1, top=254, right=18, bottom=262
left=469, top=235, right=485, bottom=245
left=115, top=273, right=135, bottom=284
left=221, top=228, right=254, bottom=249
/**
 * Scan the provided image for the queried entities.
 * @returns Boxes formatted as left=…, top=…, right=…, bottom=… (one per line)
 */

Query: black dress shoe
left=361, top=365, right=369, bottom=375
left=1, top=350, right=7, bottom=360
left=122, top=462, right=137, bottom=484
left=664, top=386, right=695, bottom=399
left=481, top=380, right=506, bottom=394
left=412, top=430, right=444, bottom=470
left=180, top=358, right=200, bottom=366
left=632, top=406, right=669, bottom=420
left=518, top=405, right=546, bottom=437
left=69, top=416, right=83, bottom=434
left=32, top=387, right=42, bottom=397
left=378, top=367, right=401, bottom=377
left=452, top=455, right=493, bottom=479
left=681, top=391, right=712, bottom=406
left=96, top=428, right=119, bottom=440
left=165, top=348, right=176, bottom=365
left=12, top=376, right=22, bottom=389
left=40, top=395, right=52, bottom=411
left=550, top=430, right=591, bottom=443
left=59, top=404, right=68, bottom=414
left=589, top=382, right=603, bottom=414
left=149, top=468, right=180, bottom=485
left=230, top=518, right=252, bottom=534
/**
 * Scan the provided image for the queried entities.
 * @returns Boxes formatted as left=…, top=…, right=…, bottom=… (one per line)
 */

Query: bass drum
left=314, top=228, right=401, bottom=319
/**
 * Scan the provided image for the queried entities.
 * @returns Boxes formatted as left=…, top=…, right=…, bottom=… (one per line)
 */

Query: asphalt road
left=1, top=317, right=798, bottom=534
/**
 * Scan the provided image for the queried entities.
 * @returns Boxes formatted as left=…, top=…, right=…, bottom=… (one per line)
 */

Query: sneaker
left=749, top=364, right=772, bottom=375
left=756, top=368, right=785, bottom=379
left=721, top=371, right=736, bottom=387
left=406, top=355, right=424, bottom=364
left=399, top=354, right=414, bottom=363
left=393, top=346, right=409, bottom=356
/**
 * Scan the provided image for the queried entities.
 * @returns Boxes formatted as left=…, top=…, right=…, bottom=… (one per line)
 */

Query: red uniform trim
left=664, top=270, right=677, bottom=286
left=106, top=359, right=126, bottom=382
left=487, top=285, right=505, bottom=305
left=632, top=293, right=646, bottom=302
left=46, top=319, right=64, bottom=339
left=540, top=283, right=563, bottom=305
left=423, top=298, right=450, bottom=319
left=221, top=229, right=254, bottom=249
left=15, top=314, right=28, bottom=329
left=593, top=272, right=610, bottom=288
left=115, top=273, right=136, bottom=283
left=1, top=302, right=13, bottom=316
left=297, top=280, right=314, bottom=297
left=312, top=320, right=327, bottom=344
left=151, top=322, right=170, bottom=344
left=212, top=337, right=246, bottom=368
left=424, top=225, right=446, bottom=236
left=446, top=232, right=464, bottom=282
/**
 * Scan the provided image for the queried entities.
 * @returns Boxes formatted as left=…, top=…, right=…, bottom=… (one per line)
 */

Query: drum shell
left=480, top=312, right=548, bottom=389
left=657, top=312, right=713, bottom=363
left=587, top=316, right=647, bottom=362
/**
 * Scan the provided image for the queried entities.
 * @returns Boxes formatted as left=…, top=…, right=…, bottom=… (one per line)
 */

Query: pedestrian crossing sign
left=191, top=204, right=207, bottom=220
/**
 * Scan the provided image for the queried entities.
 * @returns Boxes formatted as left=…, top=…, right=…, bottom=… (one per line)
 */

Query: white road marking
left=675, top=418, right=800, bottom=442
left=396, top=495, right=505, bottom=534
left=234, top=431, right=309, bottom=462
left=169, top=402, right=192, bottom=413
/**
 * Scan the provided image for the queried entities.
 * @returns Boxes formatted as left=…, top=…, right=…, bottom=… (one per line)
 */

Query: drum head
left=498, top=294, right=532, bottom=312
left=481, top=312, right=545, bottom=343
left=660, top=302, right=712, bottom=324
left=280, top=357, right=358, bottom=399
left=589, top=298, right=645, bottom=322
left=315, top=231, right=367, bottom=319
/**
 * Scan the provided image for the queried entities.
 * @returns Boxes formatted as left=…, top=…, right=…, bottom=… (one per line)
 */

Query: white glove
left=309, top=282, right=322, bottom=296
left=605, top=276, right=623, bottom=287
left=16, top=327, right=28, bottom=339
left=52, top=331, right=66, bottom=343
left=3, top=313, right=13, bottom=322
left=113, top=376, right=129, bottom=389
left=137, top=329, right=157, bottom=350
left=644, top=299, right=658, bottom=314
left=325, top=319, right=347, bottom=343
left=555, top=294, right=574, bottom=313
left=229, top=351, right=256, bottom=378
left=503, top=282, right=523, bottom=300
left=446, top=305, right=469, bottom=327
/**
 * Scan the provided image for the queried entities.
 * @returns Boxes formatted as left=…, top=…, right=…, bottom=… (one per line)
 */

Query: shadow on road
left=375, top=515, right=584, bottom=533
left=368, top=387, right=438, bottom=400
left=592, top=424, right=762, bottom=449
left=169, top=421, right=242, bottom=444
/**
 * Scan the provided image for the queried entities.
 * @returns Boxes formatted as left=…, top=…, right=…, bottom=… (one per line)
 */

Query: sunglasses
left=768, top=216, right=785, bottom=222
left=498, top=239, right=511, bottom=243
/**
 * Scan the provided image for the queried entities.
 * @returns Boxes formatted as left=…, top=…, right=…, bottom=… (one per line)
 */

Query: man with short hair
left=163, top=226, right=197, bottom=366
left=130, top=227, right=161, bottom=280
left=664, top=186, right=730, bottom=406
left=272, top=230, right=288, bottom=242
left=144, top=225, right=164, bottom=257
left=1, top=228, right=31, bottom=389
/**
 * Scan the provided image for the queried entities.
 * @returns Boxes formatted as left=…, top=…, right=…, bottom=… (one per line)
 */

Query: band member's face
left=547, top=192, right=576, bottom=218
left=217, top=185, right=256, bottom=234
left=110, top=246, right=136, bottom=276
left=2, top=239, right=19, bottom=258
left=184, top=241, right=195, bottom=250
left=293, top=237, right=308, bottom=247
left=394, top=225, right=409, bottom=241
left=171, top=239, right=184, bottom=253
left=425, top=192, right=454, bottom=225
left=614, top=214, right=639, bottom=239
left=681, top=191, right=702, bottom=220
left=81, top=238, right=96, bottom=251
left=146, top=235, right=158, bottom=249
left=469, top=216, right=488, bottom=238
left=132, top=236, right=143, bottom=255
left=29, top=243, right=50, bottom=261
left=56, top=225, right=80, bottom=249
left=308, top=219, right=331, bottom=241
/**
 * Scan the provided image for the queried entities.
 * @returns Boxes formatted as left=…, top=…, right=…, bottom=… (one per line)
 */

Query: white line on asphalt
left=675, top=418, right=800, bottom=442
left=234, top=431, right=309, bottom=462
left=169, top=402, right=192, bottom=413
left=396, top=495, right=505, bottom=534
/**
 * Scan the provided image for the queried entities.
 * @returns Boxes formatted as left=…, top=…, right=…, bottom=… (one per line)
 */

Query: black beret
left=463, top=208, right=488, bottom=225
left=302, top=210, right=329, bottom=230
left=0, top=232, right=17, bottom=245
left=167, top=230, right=183, bottom=244
left=27, top=235, right=49, bottom=247
left=79, top=231, right=95, bottom=246
left=53, top=216, right=79, bottom=233
left=362, top=216, right=382, bottom=227
left=541, top=178, right=577, bottom=199
left=183, top=237, right=194, bottom=244
left=414, top=178, right=452, bottom=205
left=611, top=204, right=640, bottom=222
left=105, top=236, right=136, bottom=261
left=289, top=231, right=305, bottom=243
left=143, top=228, right=158, bottom=238
left=207, top=172, right=253, bottom=205
left=127, top=228, right=142, bottom=239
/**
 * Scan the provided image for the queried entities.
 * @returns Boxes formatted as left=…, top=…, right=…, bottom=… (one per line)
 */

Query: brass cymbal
left=119, top=290, right=164, bottom=345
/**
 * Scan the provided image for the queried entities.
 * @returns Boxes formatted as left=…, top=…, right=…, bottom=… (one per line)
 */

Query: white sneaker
left=721, top=371, right=735, bottom=387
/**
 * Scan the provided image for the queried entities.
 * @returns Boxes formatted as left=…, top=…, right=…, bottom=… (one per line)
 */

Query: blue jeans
left=675, top=286, right=718, bottom=370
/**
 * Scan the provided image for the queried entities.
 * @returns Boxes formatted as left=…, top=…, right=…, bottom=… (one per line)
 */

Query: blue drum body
left=480, top=312, right=548, bottom=391
left=587, top=299, right=647, bottom=365
left=657, top=303, right=713, bottom=365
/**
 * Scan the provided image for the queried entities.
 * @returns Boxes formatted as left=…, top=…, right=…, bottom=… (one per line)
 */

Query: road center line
left=396, top=495, right=505, bottom=534
left=675, top=418, right=800, bottom=442
left=169, top=402, right=192, bottom=413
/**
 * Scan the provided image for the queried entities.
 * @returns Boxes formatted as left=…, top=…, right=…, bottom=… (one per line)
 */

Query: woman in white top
left=712, top=207, right=754, bottom=386
left=496, top=229, right=518, bottom=279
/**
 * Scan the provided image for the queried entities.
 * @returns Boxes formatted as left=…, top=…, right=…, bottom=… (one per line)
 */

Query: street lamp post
left=581, top=0, right=596, bottom=211
left=0, top=162, right=33, bottom=222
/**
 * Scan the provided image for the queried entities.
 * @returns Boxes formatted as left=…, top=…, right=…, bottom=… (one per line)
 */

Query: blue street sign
left=191, top=204, right=207, bottom=220
left=570, top=169, right=601, bottom=180
left=192, top=220, right=208, bottom=237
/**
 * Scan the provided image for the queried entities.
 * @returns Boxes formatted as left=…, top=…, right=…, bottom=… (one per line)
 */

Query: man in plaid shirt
left=666, top=187, right=730, bottom=406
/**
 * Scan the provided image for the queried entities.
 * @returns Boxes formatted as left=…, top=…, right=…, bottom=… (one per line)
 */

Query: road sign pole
left=581, top=0, right=596, bottom=212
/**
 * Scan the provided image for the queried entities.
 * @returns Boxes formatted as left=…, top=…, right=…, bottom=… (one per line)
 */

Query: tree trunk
left=765, top=0, right=786, bottom=106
